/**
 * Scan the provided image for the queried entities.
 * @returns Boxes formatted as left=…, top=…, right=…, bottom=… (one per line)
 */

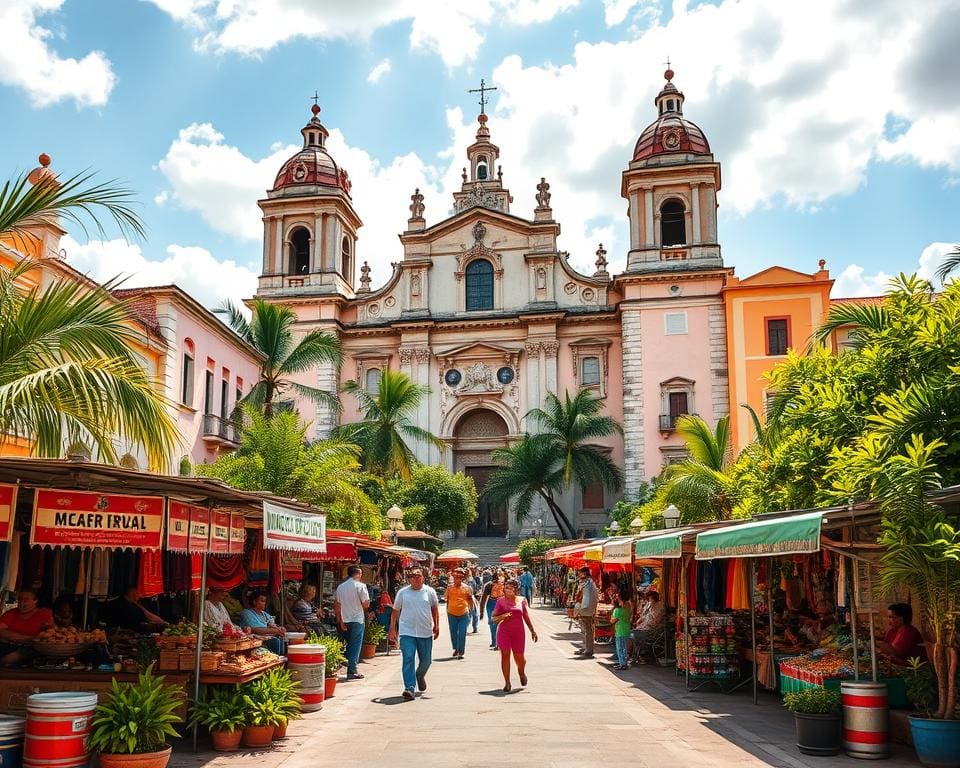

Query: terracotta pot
left=273, top=722, right=287, bottom=740
left=211, top=729, right=243, bottom=751
left=99, top=746, right=173, bottom=768
left=324, top=676, right=337, bottom=699
left=242, top=725, right=275, bottom=748
left=360, top=642, right=377, bottom=659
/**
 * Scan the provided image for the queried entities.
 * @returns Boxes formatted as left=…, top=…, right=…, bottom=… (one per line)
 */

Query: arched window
left=365, top=367, right=381, bottom=395
left=465, top=259, right=494, bottom=311
left=476, top=155, right=488, bottom=181
left=660, top=200, right=686, bottom=247
left=341, top=236, right=352, bottom=281
left=581, top=356, right=600, bottom=386
left=289, top=227, right=311, bottom=275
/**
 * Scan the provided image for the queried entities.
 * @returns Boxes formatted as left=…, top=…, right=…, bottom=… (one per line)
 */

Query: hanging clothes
left=686, top=558, right=698, bottom=611
left=206, top=555, right=244, bottom=590
left=137, top=550, right=164, bottom=598
left=74, top=551, right=87, bottom=595
left=246, top=532, right=269, bottom=585
left=2, top=533, right=20, bottom=592
left=89, top=549, right=111, bottom=598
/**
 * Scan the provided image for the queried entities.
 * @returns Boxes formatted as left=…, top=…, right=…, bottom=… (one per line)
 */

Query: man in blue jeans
left=519, top=567, right=535, bottom=605
left=335, top=565, right=370, bottom=680
left=388, top=567, right=439, bottom=700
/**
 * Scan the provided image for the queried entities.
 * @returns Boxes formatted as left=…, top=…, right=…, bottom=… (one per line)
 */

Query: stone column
left=524, top=341, right=541, bottom=432
left=312, top=324, right=341, bottom=440
left=706, top=184, right=718, bottom=243
left=274, top=217, right=284, bottom=275
left=691, top=183, right=701, bottom=244
left=414, top=347, right=432, bottom=463
left=708, top=302, right=730, bottom=423
left=644, top=188, right=655, bottom=247
left=312, top=213, right=323, bottom=272
left=629, top=193, right=641, bottom=250
left=620, top=306, right=645, bottom=496
left=543, top=340, right=559, bottom=398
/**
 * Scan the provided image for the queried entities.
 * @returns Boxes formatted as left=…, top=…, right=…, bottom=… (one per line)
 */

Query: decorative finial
left=535, top=177, right=551, bottom=209
left=359, top=261, right=372, bottom=293
left=497, top=165, right=503, bottom=182
left=28, top=153, right=58, bottom=188
left=409, top=187, right=425, bottom=220
left=468, top=78, right=498, bottom=116
left=818, top=259, right=826, bottom=270
left=663, top=57, right=673, bottom=81
left=594, top=243, right=609, bottom=278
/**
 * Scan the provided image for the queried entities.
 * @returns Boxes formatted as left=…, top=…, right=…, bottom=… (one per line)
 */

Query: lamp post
left=535, top=518, right=543, bottom=538
left=629, top=516, right=644, bottom=532
left=662, top=504, right=680, bottom=529
left=609, top=520, right=620, bottom=535
left=386, top=504, right=404, bottom=544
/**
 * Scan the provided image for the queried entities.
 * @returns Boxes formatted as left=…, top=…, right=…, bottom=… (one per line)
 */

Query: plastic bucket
left=23, top=692, right=97, bottom=768
left=0, top=716, right=26, bottom=768
left=288, top=644, right=325, bottom=713
left=287, top=644, right=325, bottom=665
left=841, top=681, right=889, bottom=759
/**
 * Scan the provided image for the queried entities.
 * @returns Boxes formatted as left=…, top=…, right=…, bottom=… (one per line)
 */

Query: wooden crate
left=158, top=650, right=180, bottom=671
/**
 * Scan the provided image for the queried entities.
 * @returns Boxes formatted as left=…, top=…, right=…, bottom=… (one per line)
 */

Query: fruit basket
left=32, top=641, right=92, bottom=658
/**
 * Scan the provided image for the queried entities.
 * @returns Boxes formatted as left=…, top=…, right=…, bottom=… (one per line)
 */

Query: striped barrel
left=841, top=681, right=889, bottom=759
left=23, top=692, right=97, bottom=768
left=288, top=644, right=325, bottom=713
left=0, top=715, right=26, bottom=768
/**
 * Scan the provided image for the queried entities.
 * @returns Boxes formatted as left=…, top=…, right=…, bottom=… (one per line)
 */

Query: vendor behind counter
left=0, top=589, right=53, bottom=665
left=104, top=587, right=168, bottom=633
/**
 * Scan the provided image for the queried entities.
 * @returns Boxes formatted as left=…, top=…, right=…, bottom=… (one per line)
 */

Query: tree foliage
left=393, top=464, right=478, bottom=536
left=516, top=537, right=564, bottom=569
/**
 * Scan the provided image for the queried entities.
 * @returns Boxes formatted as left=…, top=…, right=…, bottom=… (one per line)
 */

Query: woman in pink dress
left=492, top=578, right=538, bottom=692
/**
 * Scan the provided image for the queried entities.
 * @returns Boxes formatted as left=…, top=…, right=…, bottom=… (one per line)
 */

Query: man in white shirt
left=335, top=565, right=371, bottom=680
left=388, top=567, right=439, bottom=700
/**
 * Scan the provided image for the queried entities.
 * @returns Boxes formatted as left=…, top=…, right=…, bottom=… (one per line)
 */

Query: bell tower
left=621, top=68, right=722, bottom=273
left=256, top=102, right=363, bottom=299
left=451, top=80, right=513, bottom=215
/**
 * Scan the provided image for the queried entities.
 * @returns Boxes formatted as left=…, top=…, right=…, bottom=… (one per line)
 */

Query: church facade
left=254, top=70, right=749, bottom=536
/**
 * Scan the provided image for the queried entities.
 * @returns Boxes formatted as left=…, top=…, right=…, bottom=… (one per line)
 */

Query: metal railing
left=659, top=413, right=697, bottom=431
left=202, top=414, right=240, bottom=445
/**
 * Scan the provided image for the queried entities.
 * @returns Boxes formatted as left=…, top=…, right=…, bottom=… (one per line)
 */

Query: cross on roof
left=468, top=78, right=497, bottom=115
left=310, top=90, right=319, bottom=106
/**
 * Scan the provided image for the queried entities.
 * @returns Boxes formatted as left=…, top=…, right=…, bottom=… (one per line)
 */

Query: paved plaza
left=174, top=605, right=919, bottom=768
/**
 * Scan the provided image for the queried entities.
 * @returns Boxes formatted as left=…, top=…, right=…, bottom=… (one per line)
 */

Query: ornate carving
left=563, top=282, right=577, bottom=295
left=524, top=341, right=542, bottom=356
left=535, top=177, right=551, bottom=209
left=594, top=243, right=609, bottom=278
left=581, top=287, right=595, bottom=302
left=414, top=347, right=431, bottom=364
left=461, top=363, right=500, bottom=393
left=408, top=187, right=425, bottom=220
left=368, top=303, right=380, bottom=317
left=536, top=267, right=547, bottom=290
left=455, top=409, right=509, bottom=438
left=398, top=348, right=414, bottom=366
left=384, top=296, right=396, bottom=308
left=358, top=261, right=372, bottom=293
left=472, top=222, right=486, bottom=244
left=455, top=241, right=503, bottom=280
left=542, top=340, right=559, bottom=359
left=411, top=273, right=422, bottom=297
left=462, top=167, right=468, bottom=183
left=338, top=168, right=352, bottom=194
left=456, top=186, right=503, bottom=212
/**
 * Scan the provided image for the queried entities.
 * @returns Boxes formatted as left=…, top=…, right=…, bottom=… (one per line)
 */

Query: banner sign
left=166, top=501, right=191, bottom=552
left=210, top=511, right=231, bottom=554
left=262, top=501, right=326, bottom=553
left=0, top=484, right=17, bottom=543
left=188, top=506, right=210, bottom=553
left=229, top=513, right=246, bottom=555
left=32, top=489, right=164, bottom=550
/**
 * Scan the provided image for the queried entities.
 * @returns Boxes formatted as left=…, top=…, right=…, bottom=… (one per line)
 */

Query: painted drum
left=287, top=644, right=325, bottom=712
left=23, top=692, right=98, bottom=768
left=841, top=681, right=889, bottom=759
left=0, top=715, right=26, bottom=768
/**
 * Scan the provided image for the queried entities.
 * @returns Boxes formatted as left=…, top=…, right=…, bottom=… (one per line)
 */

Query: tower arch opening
left=289, top=227, right=311, bottom=275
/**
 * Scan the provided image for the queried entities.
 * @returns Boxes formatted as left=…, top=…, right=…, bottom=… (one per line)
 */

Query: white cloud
left=153, top=191, right=169, bottom=206
left=601, top=0, right=645, bottom=26
left=61, top=235, right=258, bottom=310
left=367, top=59, right=392, bottom=84
left=0, top=0, right=115, bottom=108
left=831, top=242, right=957, bottom=298
left=145, top=0, right=576, bottom=67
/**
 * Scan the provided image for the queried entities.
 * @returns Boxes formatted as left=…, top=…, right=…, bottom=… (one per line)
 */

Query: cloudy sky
left=2, top=0, right=958, bottom=309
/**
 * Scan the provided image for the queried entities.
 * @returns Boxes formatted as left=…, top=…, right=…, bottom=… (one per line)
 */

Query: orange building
left=723, top=261, right=833, bottom=450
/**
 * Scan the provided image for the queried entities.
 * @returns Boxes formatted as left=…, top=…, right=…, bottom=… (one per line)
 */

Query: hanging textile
left=246, top=531, right=269, bottom=584
left=137, top=549, right=164, bottom=598
left=74, top=551, right=87, bottom=595
left=686, top=558, right=698, bottom=611
left=205, top=554, right=244, bottom=590
left=191, top=554, right=202, bottom=591
left=2, top=533, right=20, bottom=593
left=165, top=552, right=192, bottom=592
left=89, top=549, right=111, bottom=598
left=836, top=555, right=847, bottom=608
left=728, top=559, right=751, bottom=610
left=268, top=550, right=282, bottom=595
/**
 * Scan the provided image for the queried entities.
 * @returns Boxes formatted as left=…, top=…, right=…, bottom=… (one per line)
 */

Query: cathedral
left=254, top=69, right=737, bottom=537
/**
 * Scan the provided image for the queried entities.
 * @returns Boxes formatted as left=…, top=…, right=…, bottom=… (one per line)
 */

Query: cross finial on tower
left=663, top=57, right=674, bottom=81
left=311, top=90, right=319, bottom=106
left=468, top=78, right=497, bottom=115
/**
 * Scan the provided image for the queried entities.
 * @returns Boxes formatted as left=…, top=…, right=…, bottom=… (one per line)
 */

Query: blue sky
left=2, top=0, right=958, bottom=308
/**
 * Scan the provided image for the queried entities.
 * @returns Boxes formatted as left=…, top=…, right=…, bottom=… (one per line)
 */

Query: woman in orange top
left=445, top=569, right=476, bottom=659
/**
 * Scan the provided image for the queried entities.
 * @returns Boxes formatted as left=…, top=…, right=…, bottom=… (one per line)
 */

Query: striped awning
left=695, top=511, right=825, bottom=560
left=633, top=529, right=691, bottom=559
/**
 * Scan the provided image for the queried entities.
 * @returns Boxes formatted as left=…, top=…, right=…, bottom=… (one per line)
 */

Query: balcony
left=659, top=413, right=697, bottom=432
left=202, top=414, right=241, bottom=447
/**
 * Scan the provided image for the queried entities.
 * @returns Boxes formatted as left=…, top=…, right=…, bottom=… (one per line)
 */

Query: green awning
left=633, top=529, right=689, bottom=559
left=695, top=511, right=824, bottom=560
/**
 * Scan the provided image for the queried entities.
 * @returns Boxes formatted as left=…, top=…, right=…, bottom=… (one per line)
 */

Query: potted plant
left=190, top=689, right=246, bottom=751
left=876, top=456, right=960, bottom=767
left=239, top=679, right=281, bottom=748
left=362, top=622, right=386, bottom=659
left=900, top=657, right=957, bottom=767
left=311, top=633, right=345, bottom=699
left=261, top=668, right=302, bottom=740
left=783, top=688, right=842, bottom=756
left=89, top=665, right=183, bottom=768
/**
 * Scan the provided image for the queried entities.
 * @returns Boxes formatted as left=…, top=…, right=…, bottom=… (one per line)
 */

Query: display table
left=198, top=657, right=286, bottom=685
left=778, top=663, right=909, bottom=707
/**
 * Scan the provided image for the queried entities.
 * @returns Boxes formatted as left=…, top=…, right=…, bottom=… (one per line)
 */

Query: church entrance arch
left=453, top=408, right=510, bottom=537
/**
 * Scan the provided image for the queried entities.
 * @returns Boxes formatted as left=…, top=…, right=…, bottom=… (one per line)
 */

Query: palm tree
left=0, top=260, right=178, bottom=469
left=218, top=299, right=341, bottom=417
left=335, top=368, right=444, bottom=481
left=526, top=389, right=624, bottom=492
left=661, top=414, right=738, bottom=521
left=935, top=243, right=960, bottom=284
left=483, top=436, right=576, bottom=538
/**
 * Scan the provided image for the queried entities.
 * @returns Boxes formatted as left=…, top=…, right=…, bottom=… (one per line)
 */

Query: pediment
left=436, top=341, right=521, bottom=363
left=738, top=266, right=821, bottom=286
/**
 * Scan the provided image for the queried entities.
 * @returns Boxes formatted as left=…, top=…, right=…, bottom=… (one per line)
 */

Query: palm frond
left=935, top=245, right=960, bottom=284
left=214, top=300, right=253, bottom=342
left=812, top=303, right=890, bottom=349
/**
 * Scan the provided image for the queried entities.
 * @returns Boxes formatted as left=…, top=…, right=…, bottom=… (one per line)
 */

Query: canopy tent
left=583, top=542, right=604, bottom=561
left=544, top=540, right=597, bottom=567
left=498, top=551, right=520, bottom=564
left=435, top=548, right=479, bottom=563
left=601, top=536, right=636, bottom=564
left=695, top=511, right=825, bottom=561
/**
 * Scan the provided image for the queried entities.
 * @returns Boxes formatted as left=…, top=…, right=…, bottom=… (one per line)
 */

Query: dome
left=632, top=68, right=711, bottom=163
left=271, top=104, right=352, bottom=196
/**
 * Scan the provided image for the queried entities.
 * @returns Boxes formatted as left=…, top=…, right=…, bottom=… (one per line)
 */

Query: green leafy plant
left=239, top=677, right=283, bottom=727
left=89, top=665, right=182, bottom=754
left=900, top=656, right=936, bottom=717
left=783, top=688, right=841, bottom=715
left=190, top=689, right=246, bottom=734
left=260, top=668, right=302, bottom=725
left=364, top=622, right=386, bottom=646
left=308, top=633, right=346, bottom=677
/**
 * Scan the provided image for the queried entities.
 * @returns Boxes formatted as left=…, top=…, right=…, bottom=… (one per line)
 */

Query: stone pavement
left=172, top=605, right=919, bottom=768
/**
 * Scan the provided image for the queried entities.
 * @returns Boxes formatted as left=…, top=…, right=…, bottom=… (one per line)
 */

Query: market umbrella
left=498, top=551, right=520, bottom=564
left=435, top=548, right=479, bottom=563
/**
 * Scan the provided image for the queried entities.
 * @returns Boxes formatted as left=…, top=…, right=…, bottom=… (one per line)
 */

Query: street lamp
left=662, top=504, right=681, bottom=529
left=609, top=520, right=620, bottom=535
left=535, top=518, right=543, bottom=538
left=386, top=504, right=404, bottom=543
left=629, top=516, right=644, bottom=531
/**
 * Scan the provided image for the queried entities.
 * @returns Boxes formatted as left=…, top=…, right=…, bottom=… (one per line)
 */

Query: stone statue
left=535, top=177, right=551, bottom=209
left=359, top=261, right=372, bottom=293
left=409, top=188, right=425, bottom=219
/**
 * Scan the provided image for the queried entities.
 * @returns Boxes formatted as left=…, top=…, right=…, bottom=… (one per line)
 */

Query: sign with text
left=188, top=506, right=210, bottom=553
left=166, top=501, right=191, bottom=552
left=262, top=501, right=326, bottom=553
left=210, top=511, right=231, bottom=554
left=32, top=489, right=164, bottom=550
left=229, top=513, right=246, bottom=555
left=0, top=484, right=17, bottom=543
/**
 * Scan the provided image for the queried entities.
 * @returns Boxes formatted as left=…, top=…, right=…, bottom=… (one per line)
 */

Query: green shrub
left=364, top=622, right=386, bottom=646
left=900, top=657, right=935, bottom=716
left=190, top=688, right=246, bottom=734
left=89, top=665, right=182, bottom=754
left=308, top=632, right=346, bottom=676
left=783, top=688, right=841, bottom=715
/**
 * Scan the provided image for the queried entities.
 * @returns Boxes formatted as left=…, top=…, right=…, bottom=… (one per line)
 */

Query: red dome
left=272, top=146, right=351, bottom=195
left=632, top=114, right=710, bottom=162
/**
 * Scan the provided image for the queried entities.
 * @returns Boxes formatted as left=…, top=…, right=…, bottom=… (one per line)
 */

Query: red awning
left=299, top=541, right=358, bottom=562
left=499, top=551, right=520, bottom=564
